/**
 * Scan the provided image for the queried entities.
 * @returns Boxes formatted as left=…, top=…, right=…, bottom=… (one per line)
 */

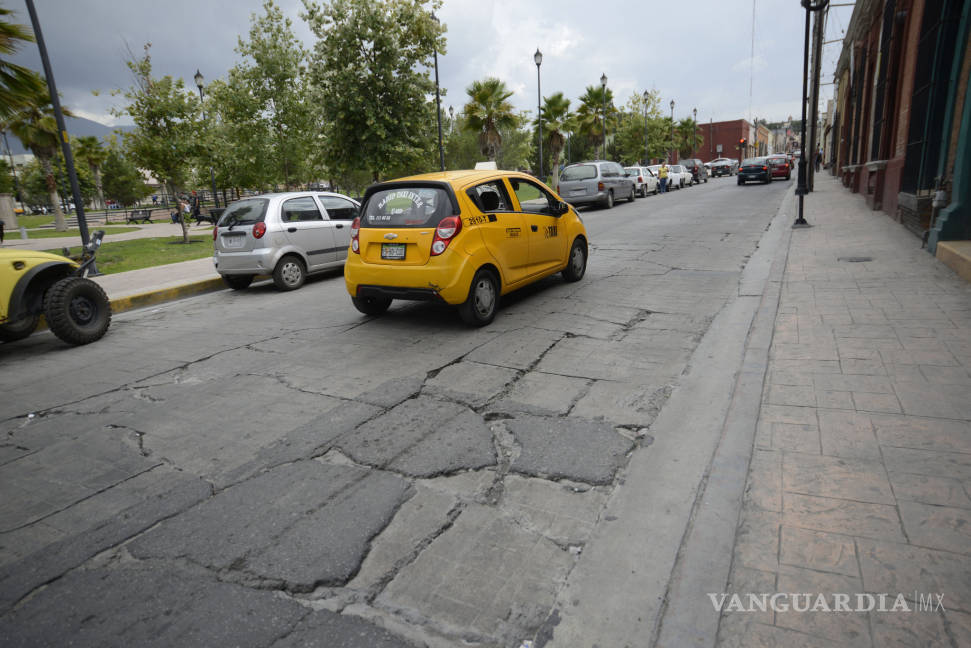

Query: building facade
left=696, top=119, right=773, bottom=162
left=831, top=0, right=970, bottom=252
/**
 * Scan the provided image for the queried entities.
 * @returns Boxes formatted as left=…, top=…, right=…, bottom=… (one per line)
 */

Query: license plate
left=570, top=189, right=585, bottom=196
left=222, top=234, right=245, bottom=249
left=381, top=243, right=406, bottom=260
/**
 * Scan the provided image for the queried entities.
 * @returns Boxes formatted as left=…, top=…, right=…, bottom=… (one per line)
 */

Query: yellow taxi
left=344, top=170, right=588, bottom=325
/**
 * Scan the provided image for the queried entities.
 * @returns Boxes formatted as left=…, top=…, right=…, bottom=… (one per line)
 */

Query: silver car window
left=282, top=197, right=323, bottom=222
left=318, top=195, right=358, bottom=220
left=560, top=165, right=597, bottom=181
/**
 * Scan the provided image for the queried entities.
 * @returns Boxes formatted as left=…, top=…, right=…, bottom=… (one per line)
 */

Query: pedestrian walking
left=190, top=191, right=201, bottom=224
left=659, top=162, right=669, bottom=193
left=815, top=148, right=822, bottom=172
left=152, top=194, right=158, bottom=206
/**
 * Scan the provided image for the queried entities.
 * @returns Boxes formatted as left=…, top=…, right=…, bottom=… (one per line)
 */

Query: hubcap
left=473, top=278, right=495, bottom=317
left=572, top=247, right=585, bottom=275
left=282, top=262, right=301, bottom=285
left=69, top=296, right=95, bottom=325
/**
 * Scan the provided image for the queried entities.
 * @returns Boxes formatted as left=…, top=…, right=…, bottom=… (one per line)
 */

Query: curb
left=108, top=277, right=227, bottom=315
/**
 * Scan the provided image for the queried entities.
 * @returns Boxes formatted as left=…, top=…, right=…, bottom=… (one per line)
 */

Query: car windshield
left=362, top=186, right=452, bottom=228
left=218, top=198, right=268, bottom=226
left=624, top=167, right=641, bottom=176
left=560, top=165, right=597, bottom=181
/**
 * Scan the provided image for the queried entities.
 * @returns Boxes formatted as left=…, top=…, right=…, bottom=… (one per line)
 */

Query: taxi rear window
left=362, top=187, right=452, bottom=228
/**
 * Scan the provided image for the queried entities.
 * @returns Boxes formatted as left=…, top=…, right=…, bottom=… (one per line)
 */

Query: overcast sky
left=7, top=0, right=855, bottom=128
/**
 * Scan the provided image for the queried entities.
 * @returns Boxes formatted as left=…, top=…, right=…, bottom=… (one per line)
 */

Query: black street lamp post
left=643, top=90, right=649, bottom=164
left=432, top=15, right=444, bottom=172
left=600, top=73, right=607, bottom=160
left=693, top=107, right=698, bottom=158
left=194, top=70, right=219, bottom=208
left=535, top=49, right=543, bottom=181
left=669, top=99, right=675, bottom=162
left=794, top=0, right=829, bottom=227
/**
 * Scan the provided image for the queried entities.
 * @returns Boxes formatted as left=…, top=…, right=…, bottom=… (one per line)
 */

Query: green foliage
left=463, top=77, right=517, bottom=161
left=612, top=90, right=669, bottom=164
left=0, top=158, right=12, bottom=194
left=574, top=85, right=617, bottom=156
left=101, top=146, right=151, bottom=207
left=0, top=7, right=45, bottom=120
left=676, top=118, right=704, bottom=159
left=302, top=0, right=443, bottom=182
left=18, top=155, right=93, bottom=208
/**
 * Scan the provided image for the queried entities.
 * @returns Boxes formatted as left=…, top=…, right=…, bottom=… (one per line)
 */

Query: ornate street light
left=448, top=105, right=454, bottom=133
left=642, top=90, right=650, bottom=164
left=194, top=70, right=219, bottom=208
left=794, top=0, right=830, bottom=227
left=601, top=73, right=608, bottom=160
left=669, top=99, right=675, bottom=162
left=535, top=48, right=543, bottom=181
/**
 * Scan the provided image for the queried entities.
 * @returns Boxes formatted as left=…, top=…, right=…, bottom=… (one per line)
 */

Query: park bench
left=125, top=209, right=153, bottom=224
left=194, top=207, right=224, bottom=226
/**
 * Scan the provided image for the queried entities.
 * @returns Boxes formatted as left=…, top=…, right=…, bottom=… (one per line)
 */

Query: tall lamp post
left=535, top=49, right=543, bottom=181
left=448, top=105, right=454, bottom=134
left=642, top=90, right=650, bottom=164
left=432, top=15, right=444, bottom=172
left=794, top=0, right=829, bottom=227
left=692, top=107, right=698, bottom=158
left=194, top=70, right=219, bottom=208
left=600, top=73, right=608, bottom=160
left=669, top=99, right=675, bottom=162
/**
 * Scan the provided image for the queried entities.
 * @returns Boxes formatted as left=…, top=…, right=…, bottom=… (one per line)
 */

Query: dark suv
left=680, top=158, right=708, bottom=184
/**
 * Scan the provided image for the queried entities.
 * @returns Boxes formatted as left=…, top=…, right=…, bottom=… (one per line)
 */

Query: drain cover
left=838, top=256, right=873, bottom=262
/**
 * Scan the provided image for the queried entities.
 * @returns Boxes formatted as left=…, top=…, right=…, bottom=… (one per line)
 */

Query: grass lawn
left=48, top=236, right=214, bottom=275
left=27, top=226, right=140, bottom=239
left=14, top=214, right=54, bottom=229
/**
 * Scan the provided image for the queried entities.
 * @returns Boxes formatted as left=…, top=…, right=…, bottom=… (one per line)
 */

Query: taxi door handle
left=287, top=227, right=297, bottom=233
left=530, top=225, right=538, bottom=232
left=335, top=224, right=344, bottom=228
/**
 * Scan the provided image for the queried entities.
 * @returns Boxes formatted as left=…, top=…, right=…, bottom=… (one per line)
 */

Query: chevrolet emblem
left=383, top=233, right=398, bottom=240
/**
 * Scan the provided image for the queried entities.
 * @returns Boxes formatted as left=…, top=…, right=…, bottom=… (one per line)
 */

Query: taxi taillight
left=350, top=216, right=360, bottom=253
left=431, top=216, right=461, bottom=256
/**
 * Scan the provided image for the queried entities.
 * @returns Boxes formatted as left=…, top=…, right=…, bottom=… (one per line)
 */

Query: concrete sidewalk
left=717, top=175, right=971, bottom=646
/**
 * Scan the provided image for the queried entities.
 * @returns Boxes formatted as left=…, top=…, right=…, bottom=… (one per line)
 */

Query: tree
left=113, top=44, right=203, bottom=243
left=0, top=7, right=45, bottom=120
left=74, top=135, right=108, bottom=209
left=462, top=77, right=517, bottom=162
left=612, top=90, right=668, bottom=164
left=5, top=85, right=73, bottom=230
left=575, top=85, right=616, bottom=158
left=0, top=158, right=13, bottom=194
left=302, top=0, right=443, bottom=182
left=101, top=145, right=150, bottom=207
left=537, top=92, right=573, bottom=185
left=222, top=0, right=317, bottom=190
left=676, top=118, right=704, bottom=159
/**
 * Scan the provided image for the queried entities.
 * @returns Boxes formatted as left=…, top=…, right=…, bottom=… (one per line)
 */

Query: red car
left=766, top=155, right=792, bottom=180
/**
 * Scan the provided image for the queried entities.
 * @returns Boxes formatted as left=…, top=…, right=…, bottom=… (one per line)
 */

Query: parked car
left=557, top=161, right=636, bottom=209
left=668, top=164, right=689, bottom=189
left=679, top=158, right=708, bottom=184
left=213, top=191, right=361, bottom=291
left=737, top=157, right=771, bottom=184
left=709, top=158, right=738, bottom=177
left=624, top=166, right=659, bottom=197
left=344, top=170, right=588, bottom=326
left=766, top=154, right=792, bottom=180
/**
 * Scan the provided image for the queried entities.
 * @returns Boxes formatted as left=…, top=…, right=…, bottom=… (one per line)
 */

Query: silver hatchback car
left=213, top=191, right=360, bottom=290
left=557, top=160, right=636, bottom=209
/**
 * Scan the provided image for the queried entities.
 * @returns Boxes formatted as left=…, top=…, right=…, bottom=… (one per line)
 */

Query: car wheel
left=628, top=185, right=636, bottom=203
left=0, top=314, right=40, bottom=343
left=562, top=238, right=587, bottom=283
left=704, top=177, right=708, bottom=183
left=222, top=274, right=254, bottom=290
left=639, top=186, right=646, bottom=198
left=458, top=268, right=499, bottom=326
left=602, top=190, right=614, bottom=209
left=43, top=277, right=111, bottom=345
left=738, top=178, right=744, bottom=185
left=351, top=295, right=392, bottom=316
left=273, top=255, right=306, bottom=291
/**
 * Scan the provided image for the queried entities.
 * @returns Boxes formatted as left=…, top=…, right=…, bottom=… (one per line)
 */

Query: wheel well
left=10, top=263, right=74, bottom=319
left=477, top=263, right=502, bottom=291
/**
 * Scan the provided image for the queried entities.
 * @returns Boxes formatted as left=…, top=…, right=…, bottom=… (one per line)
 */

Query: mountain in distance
left=4, top=115, right=134, bottom=155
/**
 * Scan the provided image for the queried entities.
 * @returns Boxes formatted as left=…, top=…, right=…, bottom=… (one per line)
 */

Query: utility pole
left=794, top=0, right=829, bottom=227
left=807, top=2, right=826, bottom=192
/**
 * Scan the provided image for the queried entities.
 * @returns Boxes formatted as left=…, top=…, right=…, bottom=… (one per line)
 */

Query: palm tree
left=575, top=85, right=616, bottom=157
left=676, top=118, right=704, bottom=159
left=538, top=92, right=573, bottom=187
left=462, top=78, right=517, bottom=162
left=75, top=136, right=108, bottom=209
left=6, top=86, right=74, bottom=230
left=0, top=7, right=45, bottom=120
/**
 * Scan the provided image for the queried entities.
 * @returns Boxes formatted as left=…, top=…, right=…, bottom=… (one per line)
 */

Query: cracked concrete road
left=0, top=177, right=790, bottom=647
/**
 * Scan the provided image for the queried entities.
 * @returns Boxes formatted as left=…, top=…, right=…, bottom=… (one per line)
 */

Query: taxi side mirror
left=555, top=200, right=570, bottom=216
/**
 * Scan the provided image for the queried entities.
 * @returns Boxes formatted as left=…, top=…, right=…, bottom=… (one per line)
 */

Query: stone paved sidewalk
left=718, top=175, right=971, bottom=647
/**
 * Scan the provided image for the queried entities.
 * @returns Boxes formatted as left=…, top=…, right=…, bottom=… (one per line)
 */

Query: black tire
left=562, top=238, right=587, bottom=282
left=627, top=185, right=636, bottom=203
left=458, top=268, right=499, bottom=326
left=639, top=186, right=646, bottom=198
left=43, top=277, right=111, bottom=345
left=273, top=255, right=306, bottom=291
left=0, top=314, right=39, bottom=343
left=222, top=274, right=254, bottom=290
left=738, top=178, right=744, bottom=185
left=352, top=295, right=392, bottom=316
left=602, top=190, right=614, bottom=209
